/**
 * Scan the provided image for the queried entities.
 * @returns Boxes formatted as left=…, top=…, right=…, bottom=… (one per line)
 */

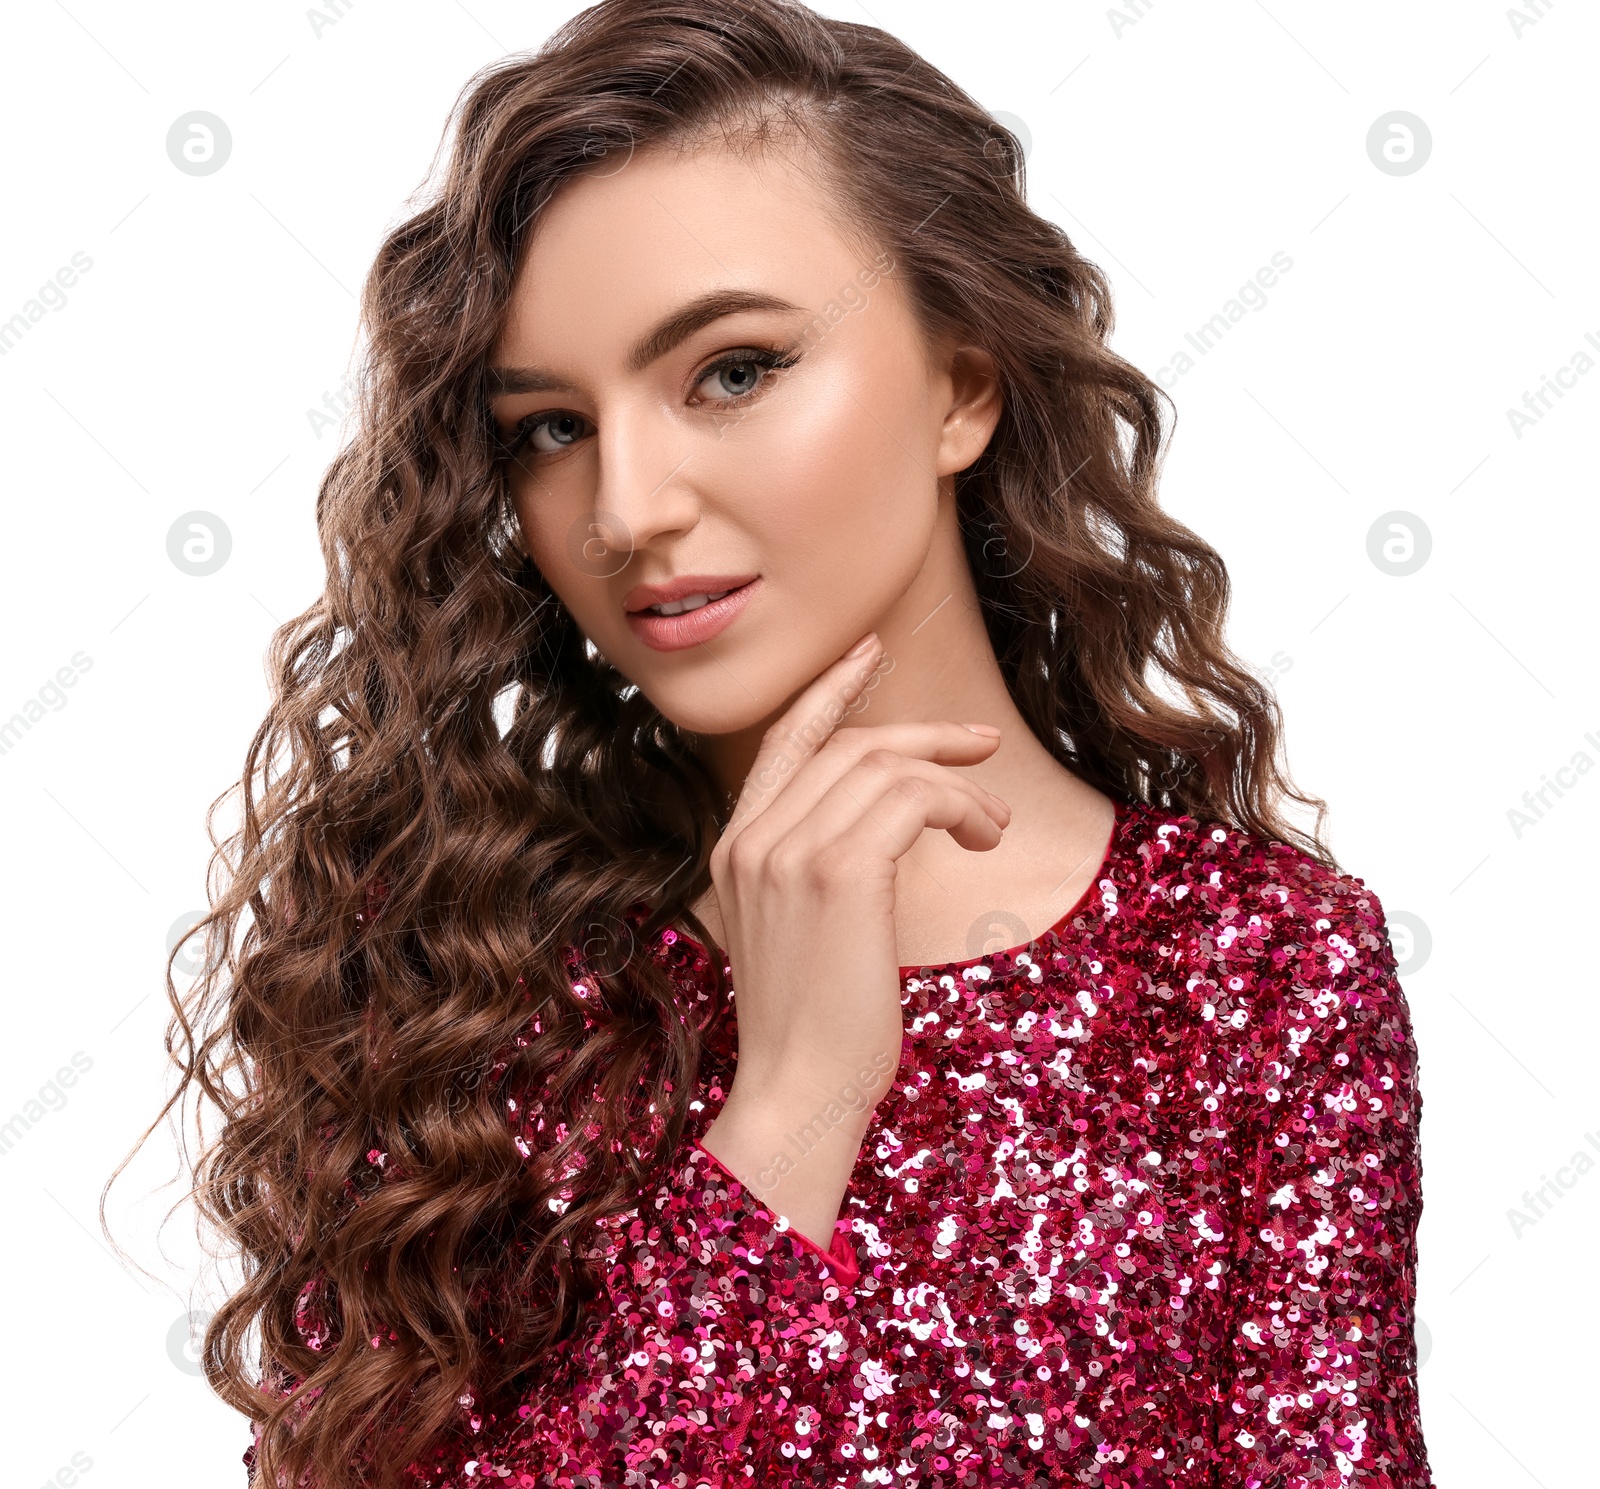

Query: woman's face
left=488, top=136, right=997, bottom=737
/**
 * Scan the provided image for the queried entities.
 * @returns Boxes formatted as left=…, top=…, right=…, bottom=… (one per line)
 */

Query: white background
left=1, top=1, right=1592, bottom=1484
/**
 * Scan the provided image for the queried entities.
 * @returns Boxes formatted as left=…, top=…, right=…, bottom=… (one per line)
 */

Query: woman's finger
left=773, top=752, right=1008, bottom=871
left=727, top=721, right=1007, bottom=853
left=723, top=633, right=887, bottom=836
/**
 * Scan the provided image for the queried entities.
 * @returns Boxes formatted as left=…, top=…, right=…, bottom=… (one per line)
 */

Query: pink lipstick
left=623, top=574, right=760, bottom=652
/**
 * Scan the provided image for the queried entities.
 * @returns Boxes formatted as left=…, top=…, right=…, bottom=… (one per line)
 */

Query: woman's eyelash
left=496, top=346, right=800, bottom=459
left=696, top=346, right=801, bottom=402
left=498, top=411, right=585, bottom=462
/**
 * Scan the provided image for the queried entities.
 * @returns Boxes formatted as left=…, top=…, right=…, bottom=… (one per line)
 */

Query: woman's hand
left=698, top=632, right=1010, bottom=1249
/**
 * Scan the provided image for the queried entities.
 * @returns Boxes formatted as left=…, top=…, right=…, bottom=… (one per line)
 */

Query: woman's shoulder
left=1110, top=798, right=1397, bottom=974
left=1108, top=801, right=1415, bottom=1094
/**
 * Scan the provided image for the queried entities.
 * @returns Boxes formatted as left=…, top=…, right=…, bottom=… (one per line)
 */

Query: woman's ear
left=935, top=344, right=1003, bottom=478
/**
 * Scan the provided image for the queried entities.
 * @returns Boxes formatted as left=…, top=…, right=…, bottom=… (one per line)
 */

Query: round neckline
left=668, top=796, right=1131, bottom=979
left=898, top=795, right=1128, bottom=975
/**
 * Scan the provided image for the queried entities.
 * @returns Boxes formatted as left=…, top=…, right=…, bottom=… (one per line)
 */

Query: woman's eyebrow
left=486, top=288, right=806, bottom=396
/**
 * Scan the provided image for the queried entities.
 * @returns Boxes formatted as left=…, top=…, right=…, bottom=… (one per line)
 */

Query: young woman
left=139, top=1, right=1436, bottom=1484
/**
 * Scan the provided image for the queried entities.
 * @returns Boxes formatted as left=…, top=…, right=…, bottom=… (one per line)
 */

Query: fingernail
left=847, top=633, right=879, bottom=659
left=963, top=723, right=1001, bottom=736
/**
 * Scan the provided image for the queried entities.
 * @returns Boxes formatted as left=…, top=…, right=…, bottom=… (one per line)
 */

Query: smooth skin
left=488, top=132, right=1116, bottom=1249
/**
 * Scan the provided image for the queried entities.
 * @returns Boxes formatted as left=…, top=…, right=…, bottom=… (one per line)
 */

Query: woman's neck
left=686, top=503, right=1118, bottom=968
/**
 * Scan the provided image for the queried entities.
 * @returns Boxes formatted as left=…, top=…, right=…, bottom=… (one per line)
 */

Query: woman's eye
left=692, top=348, right=799, bottom=405
left=503, top=411, right=591, bottom=458
left=497, top=347, right=797, bottom=460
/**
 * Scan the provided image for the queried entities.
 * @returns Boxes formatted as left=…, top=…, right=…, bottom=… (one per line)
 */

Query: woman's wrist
left=700, top=1085, right=874, bottom=1248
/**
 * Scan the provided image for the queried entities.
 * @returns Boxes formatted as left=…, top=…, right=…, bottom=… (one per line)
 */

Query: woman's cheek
left=710, top=370, right=911, bottom=550
left=515, top=493, right=623, bottom=644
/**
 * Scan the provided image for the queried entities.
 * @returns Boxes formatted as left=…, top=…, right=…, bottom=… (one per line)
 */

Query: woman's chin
left=640, top=691, right=779, bottom=740
left=620, top=660, right=797, bottom=740
left=615, top=627, right=868, bottom=739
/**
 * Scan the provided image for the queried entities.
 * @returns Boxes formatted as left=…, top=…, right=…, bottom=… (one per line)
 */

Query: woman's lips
left=624, top=577, right=760, bottom=651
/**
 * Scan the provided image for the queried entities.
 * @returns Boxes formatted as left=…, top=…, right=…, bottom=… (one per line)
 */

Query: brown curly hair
left=105, top=2, right=1334, bottom=1485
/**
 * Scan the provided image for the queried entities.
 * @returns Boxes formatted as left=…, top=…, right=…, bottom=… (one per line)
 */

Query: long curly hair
left=107, top=2, right=1335, bottom=1485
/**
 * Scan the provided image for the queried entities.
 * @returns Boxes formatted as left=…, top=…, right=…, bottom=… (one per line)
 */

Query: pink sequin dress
left=247, top=800, right=1436, bottom=1487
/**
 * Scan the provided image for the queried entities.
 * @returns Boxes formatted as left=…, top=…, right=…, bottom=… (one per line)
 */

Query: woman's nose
left=587, top=402, right=704, bottom=561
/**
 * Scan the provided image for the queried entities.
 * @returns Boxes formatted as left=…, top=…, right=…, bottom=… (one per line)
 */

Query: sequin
left=246, top=801, right=1435, bottom=1487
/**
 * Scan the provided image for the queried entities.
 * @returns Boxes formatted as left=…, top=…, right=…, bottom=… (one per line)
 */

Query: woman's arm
left=376, top=1130, right=870, bottom=1487
left=691, top=1132, right=863, bottom=1282
left=695, top=634, right=1007, bottom=1242
left=1213, top=881, right=1436, bottom=1489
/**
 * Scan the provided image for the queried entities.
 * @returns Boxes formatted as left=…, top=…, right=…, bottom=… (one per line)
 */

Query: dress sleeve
left=413, top=1133, right=868, bottom=1485
left=1213, top=881, right=1436, bottom=1489
left=690, top=1135, right=861, bottom=1284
